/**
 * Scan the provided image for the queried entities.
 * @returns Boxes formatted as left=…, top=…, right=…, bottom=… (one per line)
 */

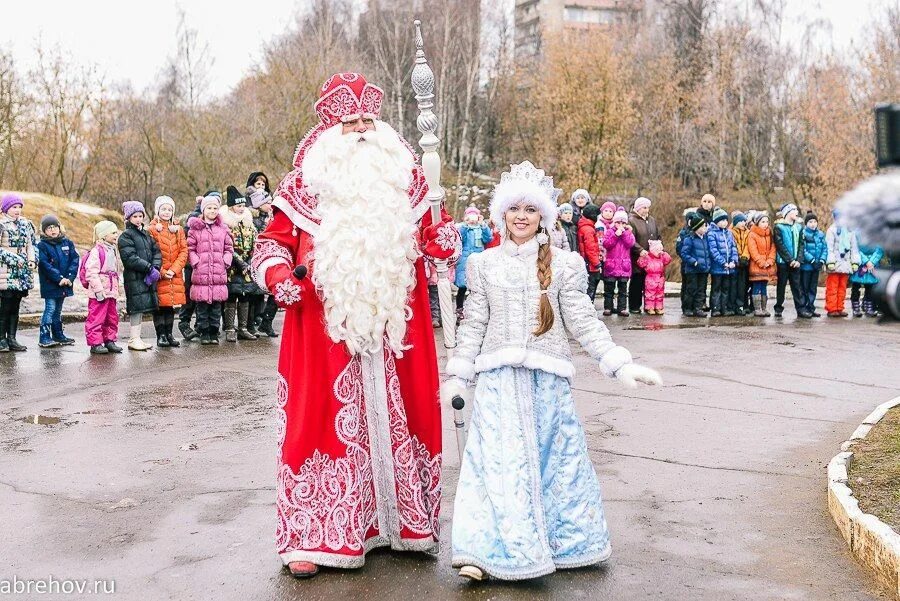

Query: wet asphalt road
left=1, top=313, right=898, bottom=601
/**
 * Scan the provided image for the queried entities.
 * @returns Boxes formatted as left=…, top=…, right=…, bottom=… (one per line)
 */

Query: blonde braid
left=533, top=229, right=555, bottom=336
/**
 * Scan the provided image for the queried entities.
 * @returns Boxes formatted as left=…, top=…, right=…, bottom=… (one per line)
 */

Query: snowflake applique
left=274, top=278, right=302, bottom=306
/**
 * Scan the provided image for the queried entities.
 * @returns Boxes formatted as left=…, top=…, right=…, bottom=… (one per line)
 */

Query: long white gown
left=446, top=238, right=633, bottom=580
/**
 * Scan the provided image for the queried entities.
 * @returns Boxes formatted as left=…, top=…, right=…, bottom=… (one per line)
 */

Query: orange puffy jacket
left=748, top=224, right=776, bottom=283
left=149, top=217, right=188, bottom=307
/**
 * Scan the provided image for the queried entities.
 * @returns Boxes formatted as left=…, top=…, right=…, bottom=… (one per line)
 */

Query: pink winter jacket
left=84, top=241, right=122, bottom=299
left=187, top=216, right=233, bottom=303
left=637, top=251, right=672, bottom=279
left=601, top=226, right=636, bottom=278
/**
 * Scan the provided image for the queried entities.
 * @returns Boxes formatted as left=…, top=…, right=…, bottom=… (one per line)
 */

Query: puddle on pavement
left=20, top=414, right=61, bottom=425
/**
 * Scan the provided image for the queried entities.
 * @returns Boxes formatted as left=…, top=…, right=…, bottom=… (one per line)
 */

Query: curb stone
left=827, top=396, right=900, bottom=600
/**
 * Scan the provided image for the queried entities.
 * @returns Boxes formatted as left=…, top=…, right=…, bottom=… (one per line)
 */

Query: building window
left=563, top=6, right=618, bottom=24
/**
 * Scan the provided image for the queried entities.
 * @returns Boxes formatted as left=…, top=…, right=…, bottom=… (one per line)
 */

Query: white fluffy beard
left=302, top=121, right=419, bottom=357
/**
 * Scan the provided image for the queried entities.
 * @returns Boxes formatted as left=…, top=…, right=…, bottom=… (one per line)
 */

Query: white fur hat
left=489, top=161, right=561, bottom=236
left=154, top=195, right=176, bottom=217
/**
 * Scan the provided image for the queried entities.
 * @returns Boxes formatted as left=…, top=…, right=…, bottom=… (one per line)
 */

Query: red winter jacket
left=577, top=217, right=602, bottom=272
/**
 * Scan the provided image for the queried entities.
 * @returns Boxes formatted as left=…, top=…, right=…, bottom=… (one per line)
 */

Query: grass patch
left=1, top=190, right=122, bottom=248
left=848, top=407, right=900, bottom=532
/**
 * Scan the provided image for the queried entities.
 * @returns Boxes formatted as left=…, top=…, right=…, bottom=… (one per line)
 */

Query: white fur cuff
left=253, top=257, right=290, bottom=291
left=445, top=356, right=477, bottom=382
left=598, top=346, right=633, bottom=378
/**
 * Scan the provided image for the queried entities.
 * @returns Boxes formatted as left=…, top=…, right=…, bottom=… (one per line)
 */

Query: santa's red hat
left=314, top=73, right=385, bottom=128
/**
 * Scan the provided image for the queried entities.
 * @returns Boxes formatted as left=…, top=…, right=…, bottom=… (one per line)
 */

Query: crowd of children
left=0, top=173, right=280, bottom=354
left=0, top=181, right=892, bottom=354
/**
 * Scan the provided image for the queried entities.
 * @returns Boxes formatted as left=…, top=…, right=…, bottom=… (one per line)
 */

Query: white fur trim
left=254, top=257, right=289, bottom=291
left=273, top=195, right=320, bottom=237
left=474, top=347, right=576, bottom=380
left=490, top=179, right=558, bottom=235
left=598, top=346, right=633, bottom=378
left=448, top=347, right=578, bottom=382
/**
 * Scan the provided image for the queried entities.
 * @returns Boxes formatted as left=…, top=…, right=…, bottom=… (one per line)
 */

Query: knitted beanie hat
left=633, top=197, right=651, bottom=212
left=582, top=204, right=600, bottom=222
left=712, top=208, right=729, bottom=224
left=123, top=201, right=145, bottom=221
left=154, top=195, right=176, bottom=217
left=464, top=204, right=481, bottom=219
left=753, top=211, right=769, bottom=225
left=600, top=201, right=617, bottom=214
left=94, top=220, right=119, bottom=241
left=731, top=211, right=747, bottom=227
left=613, top=209, right=629, bottom=223
left=804, top=211, right=818, bottom=225
left=571, top=188, right=591, bottom=204
left=689, top=214, right=706, bottom=232
left=649, top=239, right=664, bottom=253
left=557, top=202, right=573, bottom=214
left=1, top=193, right=23, bottom=214
left=40, top=214, right=61, bottom=232
left=200, top=194, right=222, bottom=213
left=226, top=186, right=247, bottom=208
left=780, top=203, right=798, bottom=218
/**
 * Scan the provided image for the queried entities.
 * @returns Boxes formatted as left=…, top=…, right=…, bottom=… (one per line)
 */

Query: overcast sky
left=0, top=0, right=893, bottom=97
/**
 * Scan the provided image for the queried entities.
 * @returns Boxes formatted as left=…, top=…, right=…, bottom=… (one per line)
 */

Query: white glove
left=441, top=377, right=474, bottom=408
left=615, top=363, right=662, bottom=389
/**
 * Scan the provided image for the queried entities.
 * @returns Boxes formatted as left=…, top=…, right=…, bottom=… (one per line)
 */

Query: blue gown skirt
left=451, top=366, right=612, bottom=580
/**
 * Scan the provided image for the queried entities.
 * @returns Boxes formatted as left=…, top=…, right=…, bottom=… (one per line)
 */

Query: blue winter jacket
left=679, top=233, right=711, bottom=274
left=800, top=228, right=827, bottom=271
left=36, top=236, right=80, bottom=299
left=675, top=225, right=692, bottom=272
left=454, top=223, right=492, bottom=288
left=849, top=245, right=884, bottom=285
left=706, top=223, right=738, bottom=275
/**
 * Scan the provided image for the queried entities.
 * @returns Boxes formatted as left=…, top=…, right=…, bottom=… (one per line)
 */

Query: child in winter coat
left=676, top=208, right=698, bottom=315
left=637, top=239, right=671, bottom=314
left=678, top=214, right=710, bottom=317
left=246, top=172, right=278, bottom=338
left=36, top=214, right=79, bottom=347
left=773, top=203, right=811, bottom=318
left=824, top=209, right=860, bottom=317
left=118, top=201, right=162, bottom=351
left=598, top=201, right=616, bottom=231
left=748, top=212, right=776, bottom=317
left=148, top=195, right=188, bottom=348
left=455, top=205, right=493, bottom=320
left=849, top=244, right=884, bottom=317
left=577, top=204, right=604, bottom=303
left=0, top=194, right=37, bottom=352
left=84, top=221, right=124, bottom=355
left=222, top=186, right=259, bottom=342
left=601, top=208, right=635, bottom=316
left=188, top=194, right=233, bottom=345
left=730, top=212, right=751, bottom=315
left=799, top=212, right=827, bottom=317
left=707, top=208, right=739, bottom=317
left=558, top=203, right=579, bottom=252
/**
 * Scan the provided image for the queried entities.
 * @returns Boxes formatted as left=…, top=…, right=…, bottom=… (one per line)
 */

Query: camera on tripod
left=835, top=104, right=899, bottom=321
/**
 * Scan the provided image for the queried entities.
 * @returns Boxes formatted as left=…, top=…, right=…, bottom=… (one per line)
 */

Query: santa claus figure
left=251, top=73, right=461, bottom=579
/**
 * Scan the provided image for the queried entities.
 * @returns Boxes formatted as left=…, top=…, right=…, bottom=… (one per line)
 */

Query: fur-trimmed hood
left=188, top=215, right=226, bottom=230
left=219, top=207, right=255, bottom=229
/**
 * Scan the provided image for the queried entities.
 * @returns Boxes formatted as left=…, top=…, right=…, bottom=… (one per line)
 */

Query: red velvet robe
left=253, top=205, right=459, bottom=568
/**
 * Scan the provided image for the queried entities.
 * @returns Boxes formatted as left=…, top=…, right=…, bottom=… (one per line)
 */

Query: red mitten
left=272, top=274, right=304, bottom=308
left=423, top=221, right=460, bottom=260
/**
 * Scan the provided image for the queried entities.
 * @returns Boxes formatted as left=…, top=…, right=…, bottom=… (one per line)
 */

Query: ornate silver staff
left=412, top=19, right=467, bottom=459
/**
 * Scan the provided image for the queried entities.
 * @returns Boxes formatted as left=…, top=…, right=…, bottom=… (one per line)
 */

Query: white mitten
left=615, top=363, right=663, bottom=389
left=441, top=377, right=474, bottom=408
